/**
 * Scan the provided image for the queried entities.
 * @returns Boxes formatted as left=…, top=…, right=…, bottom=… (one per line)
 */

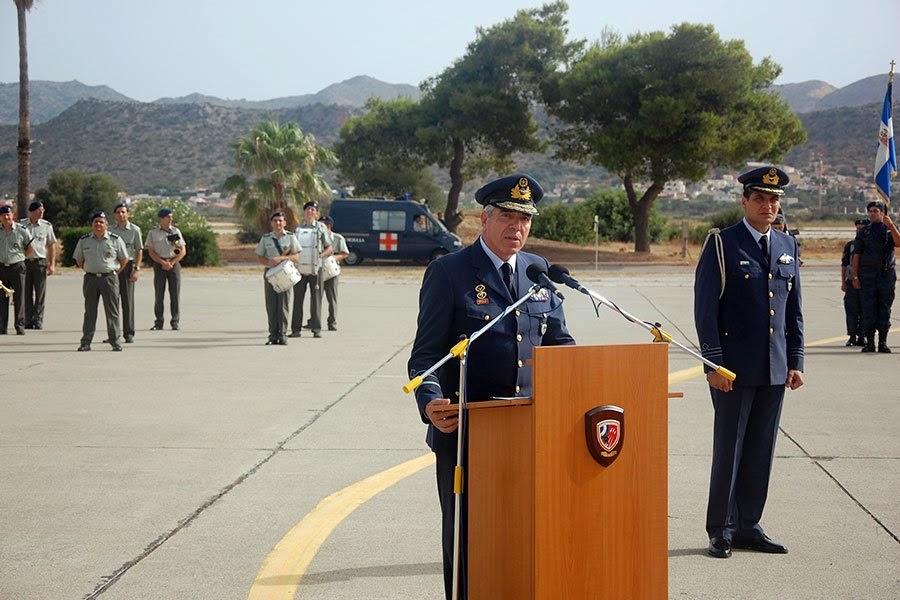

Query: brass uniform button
left=769, top=291, right=774, bottom=298
left=515, top=385, right=521, bottom=394
left=768, top=273, right=773, bottom=280
left=515, top=310, right=521, bottom=317
left=484, top=314, right=490, bottom=321
left=516, top=334, right=523, bottom=342
left=517, top=360, right=524, bottom=368
left=769, top=327, right=774, bottom=335
left=770, top=309, right=775, bottom=316
left=744, top=274, right=750, bottom=279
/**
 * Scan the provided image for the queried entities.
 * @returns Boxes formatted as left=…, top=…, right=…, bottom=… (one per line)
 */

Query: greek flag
left=874, top=77, right=896, bottom=205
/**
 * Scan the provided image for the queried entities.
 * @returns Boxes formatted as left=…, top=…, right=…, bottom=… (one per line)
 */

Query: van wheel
left=344, top=249, right=363, bottom=266
left=429, top=249, right=448, bottom=263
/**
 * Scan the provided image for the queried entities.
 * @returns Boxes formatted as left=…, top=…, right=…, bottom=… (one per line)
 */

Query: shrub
left=58, top=227, right=91, bottom=267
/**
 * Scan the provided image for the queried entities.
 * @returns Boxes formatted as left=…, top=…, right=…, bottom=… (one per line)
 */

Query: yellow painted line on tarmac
left=247, top=452, right=435, bottom=600
left=249, top=332, right=871, bottom=599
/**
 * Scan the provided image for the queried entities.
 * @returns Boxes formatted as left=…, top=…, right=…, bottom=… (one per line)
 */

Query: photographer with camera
left=144, top=207, right=187, bottom=331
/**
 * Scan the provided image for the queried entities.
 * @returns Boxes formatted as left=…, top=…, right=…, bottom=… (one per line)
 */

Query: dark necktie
left=501, top=262, right=516, bottom=298
left=759, top=235, right=769, bottom=266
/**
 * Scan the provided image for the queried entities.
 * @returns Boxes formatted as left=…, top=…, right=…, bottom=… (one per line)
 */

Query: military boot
left=861, top=335, right=876, bottom=353
left=877, top=331, right=891, bottom=354
left=845, top=335, right=857, bottom=346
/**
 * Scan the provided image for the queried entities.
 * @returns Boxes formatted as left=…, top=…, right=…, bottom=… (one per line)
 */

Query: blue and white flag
left=874, top=77, right=896, bottom=205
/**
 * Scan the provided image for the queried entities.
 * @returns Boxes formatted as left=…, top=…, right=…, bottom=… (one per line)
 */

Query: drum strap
left=272, top=236, right=286, bottom=256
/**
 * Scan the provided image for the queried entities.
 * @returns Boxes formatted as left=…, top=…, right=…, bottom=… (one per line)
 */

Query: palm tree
left=223, top=120, right=337, bottom=234
left=13, top=0, right=38, bottom=219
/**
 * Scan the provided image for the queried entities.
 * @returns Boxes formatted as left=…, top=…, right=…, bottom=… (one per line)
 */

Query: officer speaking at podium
left=407, top=174, right=574, bottom=600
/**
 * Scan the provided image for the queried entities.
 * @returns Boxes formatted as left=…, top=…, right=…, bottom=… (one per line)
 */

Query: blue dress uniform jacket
left=408, top=239, right=573, bottom=600
left=408, top=239, right=574, bottom=453
left=694, top=223, right=804, bottom=386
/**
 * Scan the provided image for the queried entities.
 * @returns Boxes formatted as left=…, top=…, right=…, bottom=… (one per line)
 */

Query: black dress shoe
left=731, top=535, right=788, bottom=554
left=328, top=324, right=337, bottom=331
left=313, top=331, right=322, bottom=338
left=878, top=344, right=892, bottom=353
left=845, top=336, right=856, bottom=346
left=150, top=324, right=163, bottom=331
left=110, top=343, right=123, bottom=351
left=862, top=344, right=876, bottom=353
left=77, top=344, right=91, bottom=352
left=277, top=337, right=288, bottom=345
left=32, top=322, right=42, bottom=330
left=265, top=339, right=275, bottom=345
left=125, top=335, right=134, bottom=343
left=15, top=328, right=25, bottom=335
left=171, top=324, right=179, bottom=331
left=707, top=537, right=731, bottom=558
left=288, top=331, right=302, bottom=338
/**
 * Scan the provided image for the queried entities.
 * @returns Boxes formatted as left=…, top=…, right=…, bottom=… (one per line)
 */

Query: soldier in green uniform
left=110, top=202, right=143, bottom=343
left=255, top=211, right=301, bottom=345
left=73, top=211, right=128, bottom=351
left=289, top=201, right=332, bottom=339
left=145, top=207, right=187, bottom=331
left=20, top=200, right=57, bottom=330
left=0, top=204, right=34, bottom=335
left=320, top=216, right=349, bottom=331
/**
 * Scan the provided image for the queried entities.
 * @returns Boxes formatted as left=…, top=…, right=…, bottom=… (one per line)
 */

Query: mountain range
left=0, top=73, right=889, bottom=194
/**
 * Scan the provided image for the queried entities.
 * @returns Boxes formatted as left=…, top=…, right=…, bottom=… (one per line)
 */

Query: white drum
left=265, top=260, right=301, bottom=293
left=321, top=255, right=341, bottom=281
left=295, top=228, right=319, bottom=275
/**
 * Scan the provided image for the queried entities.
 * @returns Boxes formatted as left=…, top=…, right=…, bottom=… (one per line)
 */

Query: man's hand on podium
left=425, top=398, right=460, bottom=433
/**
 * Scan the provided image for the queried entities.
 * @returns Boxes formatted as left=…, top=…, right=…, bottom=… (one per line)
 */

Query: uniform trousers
left=0, top=261, right=26, bottom=333
left=24, top=257, right=49, bottom=326
left=323, top=275, right=338, bottom=328
left=707, top=384, right=785, bottom=541
left=291, top=272, right=322, bottom=333
left=859, top=276, right=896, bottom=340
left=81, top=272, right=121, bottom=345
left=436, top=447, right=467, bottom=600
left=843, top=285, right=863, bottom=337
left=263, top=275, right=291, bottom=341
left=117, top=262, right=137, bottom=338
left=153, top=263, right=181, bottom=328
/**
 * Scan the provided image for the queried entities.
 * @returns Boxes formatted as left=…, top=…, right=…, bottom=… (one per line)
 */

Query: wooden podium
left=466, top=343, right=668, bottom=599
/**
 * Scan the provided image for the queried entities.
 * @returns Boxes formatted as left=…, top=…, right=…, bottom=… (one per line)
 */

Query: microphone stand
left=402, top=282, right=544, bottom=600
left=574, top=283, right=735, bottom=382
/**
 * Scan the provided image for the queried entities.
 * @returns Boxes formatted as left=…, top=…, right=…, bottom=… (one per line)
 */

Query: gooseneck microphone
left=525, top=263, right=564, bottom=299
left=547, top=263, right=586, bottom=293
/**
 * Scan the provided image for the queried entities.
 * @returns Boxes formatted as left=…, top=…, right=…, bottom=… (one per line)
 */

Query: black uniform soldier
left=109, top=202, right=143, bottom=343
left=20, top=200, right=57, bottom=329
left=852, top=201, right=900, bottom=352
left=0, top=204, right=34, bottom=335
left=841, top=219, right=867, bottom=346
left=145, top=207, right=187, bottom=330
left=73, top=211, right=128, bottom=351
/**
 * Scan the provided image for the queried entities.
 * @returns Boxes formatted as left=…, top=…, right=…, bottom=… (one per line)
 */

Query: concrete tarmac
left=1, top=263, right=897, bottom=599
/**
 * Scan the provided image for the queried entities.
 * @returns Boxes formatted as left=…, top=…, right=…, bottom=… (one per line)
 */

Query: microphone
left=547, top=264, right=585, bottom=293
left=525, top=263, right=564, bottom=299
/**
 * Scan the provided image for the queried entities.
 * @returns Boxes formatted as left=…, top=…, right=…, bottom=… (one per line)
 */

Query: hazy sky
left=1, top=0, right=897, bottom=102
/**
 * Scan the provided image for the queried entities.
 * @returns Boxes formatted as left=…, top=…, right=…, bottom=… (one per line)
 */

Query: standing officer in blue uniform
left=408, top=174, right=574, bottom=599
left=851, top=200, right=899, bottom=353
left=694, top=166, right=804, bottom=559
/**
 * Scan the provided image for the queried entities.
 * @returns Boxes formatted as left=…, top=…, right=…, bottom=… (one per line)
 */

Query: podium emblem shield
left=585, top=405, right=625, bottom=467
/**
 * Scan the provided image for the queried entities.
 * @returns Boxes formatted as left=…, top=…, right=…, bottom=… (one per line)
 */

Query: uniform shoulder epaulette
left=80, top=232, right=92, bottom=239
left=109, top=232, right=120, bottom=239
